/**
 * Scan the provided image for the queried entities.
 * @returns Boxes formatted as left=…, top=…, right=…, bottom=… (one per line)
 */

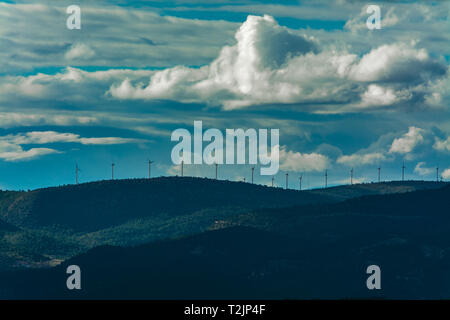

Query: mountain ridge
left=0, top=177, right=446, bottom=231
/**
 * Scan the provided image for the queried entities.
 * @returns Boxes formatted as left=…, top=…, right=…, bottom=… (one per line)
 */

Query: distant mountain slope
left=224, top=184, right=450, bottom=251
left=0, top=224, right=445, bottom=300
left=307, top=180, right=447, bottom=202
left=0, top=178, right=446, bottom=272
left=1, top=184, right=450, bottom=299
left=0, top=177, right=445, bottom=232
left=0, top=218, right=18, bottom=232
left=0, top=177, right=332, bottom=231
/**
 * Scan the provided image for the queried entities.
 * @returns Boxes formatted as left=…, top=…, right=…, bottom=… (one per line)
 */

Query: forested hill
left=0, top=177, right=445, bottom=232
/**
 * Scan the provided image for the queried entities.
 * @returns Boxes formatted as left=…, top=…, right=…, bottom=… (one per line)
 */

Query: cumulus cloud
left=414, top=161, right=434, bottom=176
left=337, top=126, right=435, bottom=168
left=279, top=146, right=329, bottom=172
left=109, top=14, right=446, bottom=112
left=65, top=43, right=95, bottom=60
left=389, top=126, right=425, bottom=154
left=442, top=169, right=450, bottom=180
left=349, top=43, right=445, bottom=83
left=337, top=152, right=386, bottom=167
left=434, top=137, right=450, bottom=152
left=0, top=67, right=154, bottom=110
left=359, top=84, right=399, bottom=107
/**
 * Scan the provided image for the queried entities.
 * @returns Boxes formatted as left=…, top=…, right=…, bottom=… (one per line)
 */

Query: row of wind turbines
left=74, top=160, right=445, bottom=190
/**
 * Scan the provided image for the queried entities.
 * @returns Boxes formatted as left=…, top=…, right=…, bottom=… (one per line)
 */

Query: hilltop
left=0, top=177, right=446, bottom=272
left=2, top=184, right=450, bottom=299
left=0, top=177, right=445, bottom=231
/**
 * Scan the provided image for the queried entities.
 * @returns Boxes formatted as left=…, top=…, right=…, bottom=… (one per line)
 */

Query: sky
left=0, top=0, right=449, bottom=190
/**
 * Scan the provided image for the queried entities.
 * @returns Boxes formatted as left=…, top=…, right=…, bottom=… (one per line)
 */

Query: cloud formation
left=414, top=161, right=434, bottom=176
left=337, top=152, right=386, bottom=167
left=65, top=43, right=95, bottom=60
left=109, top=14, right=447, bottom=112
left=0, top=131, right=146, bottom=161
left=279, top=146, right=329, bottom=172
left=0, top=3, right=237, bottom=73
left=443, top=169, right=450, bottom=180
left=389, top=126, right=425, bottom=154
left=337, top=126, right=442, bottom=168
left=434, top=137, right=450, bottom=152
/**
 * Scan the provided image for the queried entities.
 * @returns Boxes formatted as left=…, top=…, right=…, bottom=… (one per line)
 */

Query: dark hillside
left=1, top=185, right=450, bottom=299
left=0, top=178, right=445, bottom=232
left=0, top=177, right=332, bottom=231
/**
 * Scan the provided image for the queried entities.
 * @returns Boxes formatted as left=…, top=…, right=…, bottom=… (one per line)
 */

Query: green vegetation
left=0, top=177, right=446, bottom=272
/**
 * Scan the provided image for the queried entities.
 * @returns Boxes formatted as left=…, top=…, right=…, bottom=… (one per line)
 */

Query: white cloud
left=65, top=43, right=95, bottom=60
left=337, top=152, right=386, bottom=167
left=0, top=3, right=237, bottom=73
left=414, top=161, right=433, bottom=176
left=389, top=126, right=425, bottom=154
left=442, top=168, right=450, bottom=180
left=279, top=146, right=329, bottom=172
left=349, top=43, right=432, bottom=83
left=0, top=139, right=60, bottom=162
left=0, top=131, right=147, bottom=162
left=434, top=137, right=450, bottom=152
left=0, top=112, right=97, bottom=128
left=109, top=15, right=446, bottom=112
left=359, top=84, right=399, bottom=107
left=0, top=148, right=59, bottom=162
left=3, top=131, right=145, bottom=146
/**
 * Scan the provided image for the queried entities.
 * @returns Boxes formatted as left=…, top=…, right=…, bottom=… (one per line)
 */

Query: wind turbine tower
left=111, top=163, right=115, bottom=180
left=271, top=177, right=274, bottom=187
left=436, top=166, right=439, bottom=183
left=325, top=170, right=328, bottom=188
left=148, top=160, right=154, bottom=179
left=251, top=167, right=255, bottom=184
left=285, top=173, right=288, bottom=189
left=350, top=168, right=354, bottom=185
left=181, top=160, right=184, bottom=177
left=299, top=175, right=303, bottom=190
left=402, top=162, right=405, bottom=181
left=75, top=164, right=80, bottom=184
left=378, top=166, right=381, bottom=183
left=215, top=163, right=218, bottom=180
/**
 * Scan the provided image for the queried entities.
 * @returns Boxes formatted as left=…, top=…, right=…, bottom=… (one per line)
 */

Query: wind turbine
left=271, top=177, right=275, bottom=187
left=75, top=163, right=80, bottom=184
left=402, top=161, right=405, bottom=181
left=285, top=173, right=288, bottom=189
left=299, top=175, right=302, bottom=190
left=325, top=170, right=328, bottom=188
left=215, top=163, right=218, bottom=180
left=251, top=167, right=255, bottom=184
left=111, top=163, right=115, bottom=180
left=148, top=160, right=154, bottom=179
left=181, top=160, right=184, bottom=177
left=350, top=168, right=354, bottom=185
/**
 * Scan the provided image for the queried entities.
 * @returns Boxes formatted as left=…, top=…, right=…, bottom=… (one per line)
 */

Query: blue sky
left=0, top=0, right=449, bottom=190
